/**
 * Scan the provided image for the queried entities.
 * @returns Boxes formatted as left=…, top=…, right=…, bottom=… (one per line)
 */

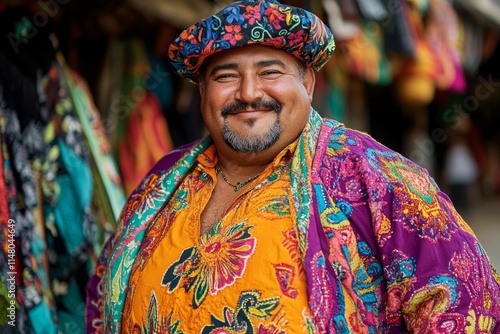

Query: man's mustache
left=221, top=99, right=282, bottom=117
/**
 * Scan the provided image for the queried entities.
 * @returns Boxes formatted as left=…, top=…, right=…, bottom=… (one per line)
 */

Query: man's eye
left=261, top=70, right=282, bottom=77
left=215, top=73, right=237, bottom=81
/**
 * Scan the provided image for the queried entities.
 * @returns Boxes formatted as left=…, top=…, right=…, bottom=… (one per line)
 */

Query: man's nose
left=235, top=75, right=264, bottom=103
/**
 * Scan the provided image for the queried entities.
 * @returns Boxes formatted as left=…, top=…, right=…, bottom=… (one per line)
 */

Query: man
left=86, top=0, right=500, bottom=332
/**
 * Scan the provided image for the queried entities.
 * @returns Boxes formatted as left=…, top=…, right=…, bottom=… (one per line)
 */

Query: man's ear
left=303, top=67, right=316, bottom=101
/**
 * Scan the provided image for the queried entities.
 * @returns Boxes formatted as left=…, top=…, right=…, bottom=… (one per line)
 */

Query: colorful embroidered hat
left=168, top=0, right=336, bottom=83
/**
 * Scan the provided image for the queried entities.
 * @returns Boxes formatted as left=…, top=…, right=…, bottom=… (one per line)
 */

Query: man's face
left=199, top=44, right=315, bottom=156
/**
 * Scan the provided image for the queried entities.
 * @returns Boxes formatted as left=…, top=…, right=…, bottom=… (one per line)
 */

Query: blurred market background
left=1, top=0, right=500, bottom=332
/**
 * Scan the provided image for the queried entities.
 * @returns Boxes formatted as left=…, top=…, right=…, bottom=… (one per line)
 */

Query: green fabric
left=61, top=57, right=126, bottom=223
left=54, top=139, right=92, bottom=254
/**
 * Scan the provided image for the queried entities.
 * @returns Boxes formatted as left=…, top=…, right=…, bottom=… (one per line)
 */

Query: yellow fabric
left=122, top=141, right=318, bottom=333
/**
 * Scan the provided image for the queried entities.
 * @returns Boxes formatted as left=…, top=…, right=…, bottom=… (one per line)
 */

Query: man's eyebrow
left=209, top=63, right=238, bottom=77
left=256, top=59, right=287, bottom=69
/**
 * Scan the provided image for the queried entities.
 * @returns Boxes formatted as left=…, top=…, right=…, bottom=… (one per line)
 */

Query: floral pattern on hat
left=168, top=0, right=335, bottom=83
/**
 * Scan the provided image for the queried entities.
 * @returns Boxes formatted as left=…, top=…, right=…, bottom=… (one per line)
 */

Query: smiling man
left=86, top=0, right=500, bottom=333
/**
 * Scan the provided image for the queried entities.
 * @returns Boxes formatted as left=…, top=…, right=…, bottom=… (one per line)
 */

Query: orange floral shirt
left=122, top=141, right=318, bottom=333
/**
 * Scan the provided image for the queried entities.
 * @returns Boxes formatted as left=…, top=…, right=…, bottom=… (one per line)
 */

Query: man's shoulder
left=318, top=118, right=432, bottom=180
left=124, top=139, right=204, bottom=203
left=318, top=118, right=438, bottom=194
left=319, top=118, right=386, bottom=157
left=149, top=140, right=200, bottom=173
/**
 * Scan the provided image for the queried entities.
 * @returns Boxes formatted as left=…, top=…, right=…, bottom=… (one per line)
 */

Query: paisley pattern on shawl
left=364, top=148, right=460, bottom=242
left=309, top=119, right=500, bottom=332
left=448, top=242, right=499, bottom=333
left=315, top=125, right=462, bottom=246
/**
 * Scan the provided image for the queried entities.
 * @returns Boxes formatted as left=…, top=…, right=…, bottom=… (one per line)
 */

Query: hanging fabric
left=0, top=7, right=126, bottom=331
left=58, top=53, right=126, bottom=229
left=111, top=38, right=174, bottom=195
left=425, top=0, right=467, bottom=93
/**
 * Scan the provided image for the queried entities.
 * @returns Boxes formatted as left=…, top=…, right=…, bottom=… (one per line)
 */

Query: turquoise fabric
left=54, top=139, right=93, bottom=255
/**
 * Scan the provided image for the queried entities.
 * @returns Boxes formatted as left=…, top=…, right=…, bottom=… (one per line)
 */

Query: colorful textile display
left=0, top=53, right=126, bottom=332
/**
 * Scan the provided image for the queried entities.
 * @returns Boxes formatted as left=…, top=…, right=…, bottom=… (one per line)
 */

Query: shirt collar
left=197, top=139, right=298, bottom=170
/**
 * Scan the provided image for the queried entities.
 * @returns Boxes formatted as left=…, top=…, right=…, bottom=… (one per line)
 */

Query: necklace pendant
left=216, top=163, right=261, bottom=192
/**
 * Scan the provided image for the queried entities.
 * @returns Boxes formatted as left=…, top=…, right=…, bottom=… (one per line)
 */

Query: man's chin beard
left=222, top=119, right=281, bottom=153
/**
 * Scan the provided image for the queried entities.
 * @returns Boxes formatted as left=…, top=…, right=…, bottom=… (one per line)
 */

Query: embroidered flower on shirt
left=161, top=221, right=256, bottom=308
